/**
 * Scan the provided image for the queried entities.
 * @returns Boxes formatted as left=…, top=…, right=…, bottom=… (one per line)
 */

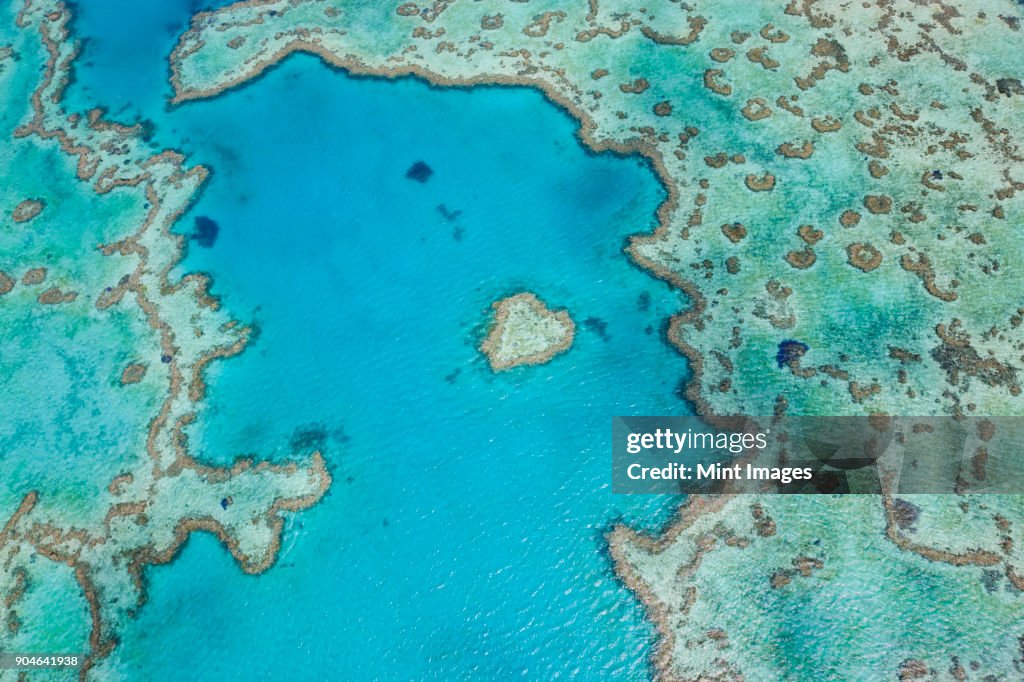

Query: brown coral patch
left=931, top=321, right=1019, bottom=393
left=794, top=556, right=824, bottom=576
left=776, top=95, right=804, bottom=116
left=21, top=267, right=47, bottom=285
left=760, top=24, right=790, bottom=43
left=479, top=292, right=575, bottom=372
left=798, top=224, right=822, bottom=244
left=522, top=11, right=565, bottom=38
left=898, top=659, right=930, bottom=680
left=721, top=222, right=747, bottom=243
left=704, top=153, right=728, bottom=168
left=480, top=14, right=503, bottom=30
left=745, top=173, right=776, bottom=191
left=839, top=210, right=861, bottom=227
left=752, top=503, right=776, bottom=536
left=120, top=363, right=148, bottom=385
left=849, top=381, right=881, bottom=402
left=639, top=16, right=707, bottom=46
left=709, top=47, right=735, bottom=63
left=741, top=97, right=772, bottom=121
left=619, top=77, right=649, bottom=94
left=846, top=243, right=882, bottom=272
left=900, top=253, right=957, bottom=302
left=864, top=194, right=893, bottom=214
left=810, top=115, right=842, bottom=133
left=746, top=47, right=780, bottom=70
left=777, top=141, right=814, bottom=159
left=703, top=69, right=731, bottom=96
left=12, top=198, right=45, bottom=223
left=786, top=248, right=816, bottom=269
left=38, top=287, right=77, bottom=304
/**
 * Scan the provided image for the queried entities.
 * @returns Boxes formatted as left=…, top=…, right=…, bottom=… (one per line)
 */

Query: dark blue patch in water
left=436, top=204, right=461, bottom=221
left=192, top=215, right=219, bottom=247
left=584, top=317, right=610, bottom=341
left=405, top=161, right=433, bottom=183
left=776, top=339, right=809, bottom=368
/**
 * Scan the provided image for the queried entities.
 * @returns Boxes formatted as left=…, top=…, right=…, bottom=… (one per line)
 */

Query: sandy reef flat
left=0, top=2, right=329, bottom=676
left=480, top=292, right=575, bottom=371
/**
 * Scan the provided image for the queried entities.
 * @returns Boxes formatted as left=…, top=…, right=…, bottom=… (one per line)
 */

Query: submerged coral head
left=776, top=339, right=809, bottom=368
left=192, top=215, right=219, bottom=247
left=405, top=160, right=433, bottom=183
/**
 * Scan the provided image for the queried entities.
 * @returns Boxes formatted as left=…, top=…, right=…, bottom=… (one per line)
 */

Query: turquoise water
left=68, top=2, right=690, bottom=678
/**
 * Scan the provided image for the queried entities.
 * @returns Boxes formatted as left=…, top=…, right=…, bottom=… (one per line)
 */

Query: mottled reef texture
left=0, top=1, right=329, bottom=677
left=480, top=292, right=575, bottom=371
left=170, top=0, right=1024, bottom=418
left=168, top=0, right=1024, bottom=678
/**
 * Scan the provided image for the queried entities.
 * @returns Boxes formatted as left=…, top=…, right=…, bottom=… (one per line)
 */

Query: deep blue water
left=68, top=2, right=692, bottom=678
